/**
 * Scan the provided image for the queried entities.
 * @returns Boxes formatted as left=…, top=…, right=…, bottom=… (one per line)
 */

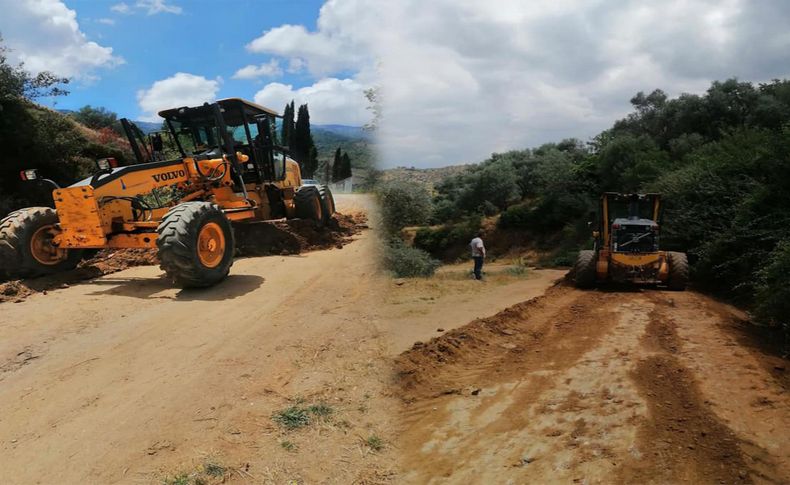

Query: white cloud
left=96, top=18, right=116, bottom=25
left=243, top=0, right=790, bottom=167
left=287, top=58, right=306, bottom=74
left=246, top=0, right=374, bottom=77
left=135, top=0, right=182, bottom=15
left=110, top=3, right=131, bottom=14
left=0, top=0, right=123, bottom=81
left=137, top=73, right=220, bottom=121
left=232, top=59, right=283, bottom=80
left=253, top=78, right=369, bottom=125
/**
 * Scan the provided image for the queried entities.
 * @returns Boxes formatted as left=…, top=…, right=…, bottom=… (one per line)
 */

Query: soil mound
left=0, top=212, right=367, bottom=304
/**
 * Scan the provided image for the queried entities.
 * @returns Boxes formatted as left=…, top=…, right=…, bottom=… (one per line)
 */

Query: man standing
left=470, top=232, right=486, bottom=280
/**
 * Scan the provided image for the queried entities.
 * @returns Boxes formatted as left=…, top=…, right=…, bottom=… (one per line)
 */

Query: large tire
left=318, top=185, right=335, bottom=222
left=666, top=251, right=689, bottom=291
left=156, top=202, right=234, bottom=288
left=0, top=207, right=82, bottom=279
left=295, top=186, right=325, bottom=226
left=573, top=250, right=597, bottom=289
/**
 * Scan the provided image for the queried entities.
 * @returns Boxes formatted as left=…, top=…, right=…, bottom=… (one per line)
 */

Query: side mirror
left=19, top=169, right=39, bottom=181
left=96, top=158, right=118, bottom=170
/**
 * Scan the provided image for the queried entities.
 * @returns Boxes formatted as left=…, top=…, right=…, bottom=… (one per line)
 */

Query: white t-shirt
left=470, top=237, right=485, bottom=257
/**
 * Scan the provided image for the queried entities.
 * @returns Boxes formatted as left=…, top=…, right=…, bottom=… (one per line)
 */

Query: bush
left=376, top=180, right=433, bottom=234
left=413, top=216, right=480, bottom=259
left=755, top=241, right=790, bottom=336
left=382, top=240, right=440, bottom=277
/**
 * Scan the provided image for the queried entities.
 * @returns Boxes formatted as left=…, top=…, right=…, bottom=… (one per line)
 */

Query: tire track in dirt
left=395, top=285, right=634, bottom=483
left=619, top=302, right=752, bottom=483
left=643, top=292, right=790, bottom=483
left=395, top=287, right=785, bottom=484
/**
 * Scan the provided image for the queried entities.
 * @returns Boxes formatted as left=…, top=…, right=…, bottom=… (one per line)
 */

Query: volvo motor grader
left=0, top=98, right=335, bottom=287
left=573, top=192, right=688, bottom=290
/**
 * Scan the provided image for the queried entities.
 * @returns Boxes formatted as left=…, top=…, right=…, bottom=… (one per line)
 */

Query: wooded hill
left=383, top=78, right=790, bottom=340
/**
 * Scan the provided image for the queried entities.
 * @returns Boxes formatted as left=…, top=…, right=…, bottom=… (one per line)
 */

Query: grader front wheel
left=0, top=207, right=82, bottom=278
left=573, top=250, right=597, bottom=289
left=156, top=202, right=235, bottom=288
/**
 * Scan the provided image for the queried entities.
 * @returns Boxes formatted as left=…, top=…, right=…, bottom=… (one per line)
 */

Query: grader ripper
left=573, top=192, right=688, bottom=290
left=0, top=98, right=335, bottom=287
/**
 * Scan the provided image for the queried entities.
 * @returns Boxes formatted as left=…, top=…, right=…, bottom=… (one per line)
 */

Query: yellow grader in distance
left=0, top=98, right=335, bottom=287
left=574, top=192, right=688, bottom=290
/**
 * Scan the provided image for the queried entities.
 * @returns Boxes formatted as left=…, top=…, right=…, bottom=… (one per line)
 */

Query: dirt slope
left=396, top=286, right=789, bottom=484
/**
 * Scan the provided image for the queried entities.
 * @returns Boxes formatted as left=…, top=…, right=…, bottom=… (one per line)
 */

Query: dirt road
left=1, top=194, right=787, bottom=484
left=0, top=195, right=401, bottom=484
left=396, top=285, right=790, bottom=484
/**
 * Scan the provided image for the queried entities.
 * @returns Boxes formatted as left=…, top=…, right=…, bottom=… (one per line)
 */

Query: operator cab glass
left=158, top=99, right=287, bottom=184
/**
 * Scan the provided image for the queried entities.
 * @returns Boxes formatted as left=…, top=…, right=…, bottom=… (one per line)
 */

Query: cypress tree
left=341, top=152, right=352, bottom=179
left=332, top=147, right=342, bottom=182
left=292, top=104, right=318, bottom=177
left=281, top=101, right=295, bottom=147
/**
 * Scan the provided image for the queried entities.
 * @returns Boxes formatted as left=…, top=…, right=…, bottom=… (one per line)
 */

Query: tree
left=363, top=87, right=381, bottom=132
left=71, top=105, right=118, bottom=131
left=0, top=35, right=68, bottom=106
left=291, top=103, right=318, bottom=177
left=377, top=180, right=433, bottom=234
left=281, top=101, right=295, bottom=147
left=340, top=152, right=352, bottom=179
left=332, top=147, right=342, bottom=181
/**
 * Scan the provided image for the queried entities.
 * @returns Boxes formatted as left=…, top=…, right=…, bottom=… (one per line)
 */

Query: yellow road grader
left=0, top=98, right=334, bottom=287
left=574, top=192, right=688, bottom=290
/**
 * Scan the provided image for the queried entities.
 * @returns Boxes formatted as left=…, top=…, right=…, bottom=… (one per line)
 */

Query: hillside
left=312, top=124, right=374, bottom=170
left=381, top=165, right=472, bottom=193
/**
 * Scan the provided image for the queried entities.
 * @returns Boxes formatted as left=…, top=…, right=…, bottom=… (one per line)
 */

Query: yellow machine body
left=595, top=193, right=668, bottom=284
left=52, top=154, right=303, bottom=249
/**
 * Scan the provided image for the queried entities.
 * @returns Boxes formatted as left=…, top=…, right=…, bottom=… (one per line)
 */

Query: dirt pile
left=0, top=212, right=367, bottom=304
left=235, top=212, right=367, bottom=257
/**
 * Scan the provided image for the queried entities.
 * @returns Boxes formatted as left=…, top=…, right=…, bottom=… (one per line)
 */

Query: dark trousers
left=473, top=256, right=484, bottom=280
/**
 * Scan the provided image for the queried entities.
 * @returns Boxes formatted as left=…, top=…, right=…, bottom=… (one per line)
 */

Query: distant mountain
left=311, top=125, right=373, bottom=170
left=312, top=124, right=371, bottom=140
left=132, top=121, right=163, bottom=134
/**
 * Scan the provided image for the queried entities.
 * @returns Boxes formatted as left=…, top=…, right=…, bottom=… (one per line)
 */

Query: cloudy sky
left=1, top=0, right=789, bottom=168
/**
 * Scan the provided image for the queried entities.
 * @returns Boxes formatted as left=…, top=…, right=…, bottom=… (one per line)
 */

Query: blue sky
left=0, top=0, right=370, bottom=125
left=50, top=0, right=322, bottom=118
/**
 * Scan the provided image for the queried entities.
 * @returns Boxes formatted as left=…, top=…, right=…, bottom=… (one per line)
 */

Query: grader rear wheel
left=156, top=202, right=234, bottom=288
left=318, top=186, right=335, bottom=222
left=0, top=207, right=82, bottom=278
left=667, top=251, right=689, bottom=291
left=295, top=186, right=325, bottom=226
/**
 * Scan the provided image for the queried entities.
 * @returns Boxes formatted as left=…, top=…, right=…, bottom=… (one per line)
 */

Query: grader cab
left=573, top=192, right=688, bottom=290
left=0, top=98, right=334, bottom=287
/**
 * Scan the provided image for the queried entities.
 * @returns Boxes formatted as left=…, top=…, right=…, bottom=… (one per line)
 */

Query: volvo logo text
left=152, top=170, right=185, bottom=183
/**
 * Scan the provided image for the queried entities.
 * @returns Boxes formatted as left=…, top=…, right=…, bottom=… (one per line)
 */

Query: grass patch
left=272, top=406, right=311, bottom=430
left=505, top=265, right=529, bottom=276
left=365, top=435, right=384, bottom=452
left=203, top=461, right=226, bottom=478
left=307, top=403, right=334, bottom=418
left=163, top=475, right=191, bottom=485
left=280, top=440, right=298, bottom=452
left=273, top=402, right=335, bottom=430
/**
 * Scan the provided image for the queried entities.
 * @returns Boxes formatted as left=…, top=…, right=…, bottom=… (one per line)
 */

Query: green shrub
left=755, top=241, right=790, bottom=335
left=413, top=216, right=481, bottom=259
left=376, top=180, right=433, bottom=234
left=382, top=240, right=440, bottom=277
